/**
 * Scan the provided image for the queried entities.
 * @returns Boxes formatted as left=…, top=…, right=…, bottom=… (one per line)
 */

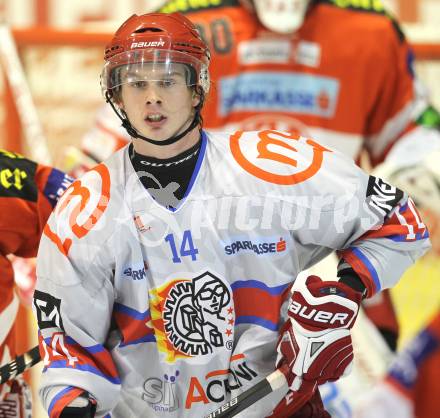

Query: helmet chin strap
left=105, top=91, right=200, bottom=147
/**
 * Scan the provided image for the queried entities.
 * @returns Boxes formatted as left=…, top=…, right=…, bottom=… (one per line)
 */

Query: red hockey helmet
left=101, top=12, right=210, bottom=96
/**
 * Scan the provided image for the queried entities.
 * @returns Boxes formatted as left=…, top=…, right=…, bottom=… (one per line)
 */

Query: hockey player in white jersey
left=33, top=12, right=430, bottom=418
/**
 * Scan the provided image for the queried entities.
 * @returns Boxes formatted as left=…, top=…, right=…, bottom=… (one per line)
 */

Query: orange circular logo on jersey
left=44, top=164, right=111, bottom=256
left=230, top=130, right=331, bottom=185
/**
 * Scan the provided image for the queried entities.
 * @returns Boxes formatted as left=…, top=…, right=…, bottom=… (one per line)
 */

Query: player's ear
left=191, top=88, right=200, bottom=108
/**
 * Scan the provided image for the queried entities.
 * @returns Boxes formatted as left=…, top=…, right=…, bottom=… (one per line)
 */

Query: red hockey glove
left=277, top=276, right=362, bottom=394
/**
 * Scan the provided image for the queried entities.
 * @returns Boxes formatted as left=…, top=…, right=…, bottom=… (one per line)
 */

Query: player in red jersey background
left=0, top=149, right=72, bottom=417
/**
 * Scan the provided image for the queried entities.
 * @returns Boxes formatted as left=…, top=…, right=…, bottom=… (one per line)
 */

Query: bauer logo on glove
left=288, top=278, right=360, bottom=330
left=277, top=275, right=362, bottom=396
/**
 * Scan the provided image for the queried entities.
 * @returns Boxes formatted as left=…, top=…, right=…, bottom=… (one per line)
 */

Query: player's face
left=253, top=0, right=310, bottom=33
left=119, top=63, right=200, bottom=142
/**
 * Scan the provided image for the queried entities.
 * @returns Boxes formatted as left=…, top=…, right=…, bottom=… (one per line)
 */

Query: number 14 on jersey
left=165, top=230, right=199, bottom=263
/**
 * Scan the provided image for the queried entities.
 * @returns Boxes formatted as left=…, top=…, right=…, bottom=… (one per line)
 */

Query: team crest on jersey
left=149, top=272, right=234, bottom=363
left=230, top=130, right=331, bottom=185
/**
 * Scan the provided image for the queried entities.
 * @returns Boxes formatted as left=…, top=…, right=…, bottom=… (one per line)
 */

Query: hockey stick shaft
left=204, top=366, right=288, bottom=418
left=0, top=25, right=52, bottom=164
left=0, top=345, right=41, bottom=385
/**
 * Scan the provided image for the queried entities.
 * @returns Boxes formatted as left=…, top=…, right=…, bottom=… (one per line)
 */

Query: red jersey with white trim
left=158, top=0, right=422, bottom=166
left=0, top=150, right=72, bottom=398
left=33, top=130, right=429, bottom=418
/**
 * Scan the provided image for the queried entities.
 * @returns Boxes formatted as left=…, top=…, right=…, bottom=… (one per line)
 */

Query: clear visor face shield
left=101, top=49, right=210, bottom=100
left=253, top=0, right=311, bottom=34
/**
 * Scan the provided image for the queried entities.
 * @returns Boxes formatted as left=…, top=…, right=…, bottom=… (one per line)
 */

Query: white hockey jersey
left=34, top=130, right=430, bottom=418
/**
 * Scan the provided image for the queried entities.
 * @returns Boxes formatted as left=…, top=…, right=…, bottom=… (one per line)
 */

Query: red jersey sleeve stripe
left=48, top=386, right=85, bottom=418
left=338, top=248, right=379, bottom=296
